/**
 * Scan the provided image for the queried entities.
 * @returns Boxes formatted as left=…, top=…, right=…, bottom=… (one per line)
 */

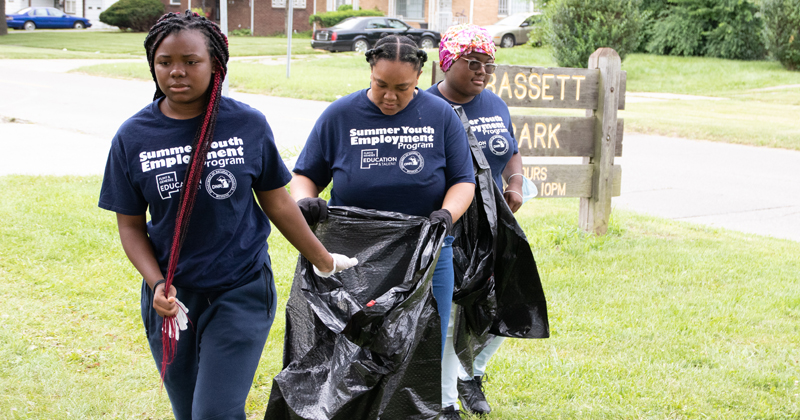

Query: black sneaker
left=457, top=375, right=491, bottom=415
left=441, top=405, right=463, bottom=420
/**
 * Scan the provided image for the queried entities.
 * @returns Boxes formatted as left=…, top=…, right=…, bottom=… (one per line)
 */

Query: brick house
left=358, top=0, right=538, bottom=31
left=156, top=0, right=537, bottom=36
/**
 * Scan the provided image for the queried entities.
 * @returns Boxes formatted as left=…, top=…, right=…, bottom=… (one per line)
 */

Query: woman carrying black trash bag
left=290, top=35, right=475, bottom=418
left=427, top=24, right=526, bottom=419
left=98, top=11, right=356, bottom=420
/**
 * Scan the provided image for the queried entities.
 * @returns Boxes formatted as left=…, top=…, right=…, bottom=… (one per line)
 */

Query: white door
left=84, top=0, right=113, bottom=28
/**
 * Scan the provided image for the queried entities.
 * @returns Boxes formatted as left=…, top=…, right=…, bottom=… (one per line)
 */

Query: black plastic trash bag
left=449, top=106, right=550, bottom=376
left=264, top=207, right=447, bottom=420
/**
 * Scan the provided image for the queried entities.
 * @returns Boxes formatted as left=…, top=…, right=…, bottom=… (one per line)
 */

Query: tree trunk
left=1, top=0, right=8, bottom=36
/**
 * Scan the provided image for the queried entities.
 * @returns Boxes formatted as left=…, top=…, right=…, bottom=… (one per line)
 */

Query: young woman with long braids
left=427, top=24, right=523, bottom=419
left=290, top=35, right=475, bottom=416
left=98, top=11, right=355, bottom=419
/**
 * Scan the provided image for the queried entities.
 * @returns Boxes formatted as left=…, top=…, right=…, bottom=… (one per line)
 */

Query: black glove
left=297, top=197, right=328, bottom=226
left=429, top=208, right=452, bottom=236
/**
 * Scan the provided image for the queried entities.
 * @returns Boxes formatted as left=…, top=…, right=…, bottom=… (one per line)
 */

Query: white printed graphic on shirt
left=157, top=171, right=182, bottom=200
left=139, top=137, right=246, bottom=173
left=468, top=115, right=509, bottom=136
left=399, top=151, right=424, bottom=175
left=205, top=169, right=237, bottom=199
left=488, top=135, right=510, bottom=156
left=349, top=126, right=436, bottom=151
left=360, top=149, right=398, bottom=169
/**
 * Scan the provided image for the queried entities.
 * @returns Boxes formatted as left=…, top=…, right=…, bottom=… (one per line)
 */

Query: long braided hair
left=143, top=10, right=229, bottom=377
left=365, top=35, right=428, bottom=71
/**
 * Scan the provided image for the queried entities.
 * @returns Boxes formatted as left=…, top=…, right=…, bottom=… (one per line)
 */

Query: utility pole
left=220, top=0, right=229, bottom=95
left=286, top=0, right=293, bottom=78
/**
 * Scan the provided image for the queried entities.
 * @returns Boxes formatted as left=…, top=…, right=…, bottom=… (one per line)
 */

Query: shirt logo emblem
left=205, top=169, right=237, bottom=200
left=361, top=149, right=398, bottom=169
left=156, top=172, right=181, bottom=200
left=399, top=151, right=424, bottom=175
left=489, top=135, right=510, bottom=156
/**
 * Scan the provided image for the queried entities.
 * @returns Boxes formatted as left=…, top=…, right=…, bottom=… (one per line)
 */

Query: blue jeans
left=141, top=263, right=277, bottom=420
left=459, top=336, right=505, bottom=379
left=431, top=236, right=455, bottom=356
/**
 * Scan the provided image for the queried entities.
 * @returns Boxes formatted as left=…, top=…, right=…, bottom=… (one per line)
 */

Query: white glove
left=314, top=253, right=358, bottom=278
left=163, top=298, right=189, bottom=341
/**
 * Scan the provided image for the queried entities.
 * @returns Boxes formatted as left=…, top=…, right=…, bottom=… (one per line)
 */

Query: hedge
left=99, top=0, right=164, bottom=32
left=309, top=9, right=384, bottom=28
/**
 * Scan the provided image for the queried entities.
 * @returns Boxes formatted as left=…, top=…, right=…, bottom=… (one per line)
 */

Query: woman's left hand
left=504, top=188, right=523, bottom=213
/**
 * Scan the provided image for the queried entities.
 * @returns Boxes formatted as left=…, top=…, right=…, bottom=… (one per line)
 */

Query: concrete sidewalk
left=1, top=59, right=798, bottom=242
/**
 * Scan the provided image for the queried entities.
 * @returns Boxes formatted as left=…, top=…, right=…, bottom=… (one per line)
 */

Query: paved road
left=1, top=59, right=798, bottom=242
left=0, top=59, right=329, bottom=174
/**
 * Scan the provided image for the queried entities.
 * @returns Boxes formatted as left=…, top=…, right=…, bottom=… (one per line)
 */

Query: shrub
left=309, top=8, right=384, bottom=28
left=547, top=0, right=644, bottom=68
left=337, top=4, right=353, bottom=11
left=190, top=7, right=208, bottom=18
left=527, top=8, right=551, bottom=47
left=647, top=0, right=767, bottom=60
left=99, top=0, right=164, bottom=32
left=762, top=0, right=800, bottom=70
left=635, top=0, right=670, bottom=52
left=229, top=28, right=252, bottom=36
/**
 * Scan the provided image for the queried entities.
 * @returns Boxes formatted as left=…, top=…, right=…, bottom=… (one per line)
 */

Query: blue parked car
left=5, top=7, right=92, bottom=30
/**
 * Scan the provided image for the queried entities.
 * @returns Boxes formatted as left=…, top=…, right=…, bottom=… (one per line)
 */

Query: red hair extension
left=160, top=64, right=225, bottom=380
left=143, top=10, right=229, bottom=383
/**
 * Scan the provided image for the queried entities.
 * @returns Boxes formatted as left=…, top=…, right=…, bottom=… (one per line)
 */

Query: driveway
left=1, top=58, right=798, bottom=242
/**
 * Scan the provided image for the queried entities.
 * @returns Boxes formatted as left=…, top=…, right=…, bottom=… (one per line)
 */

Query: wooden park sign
left=432, top=48, right=626, bottom=235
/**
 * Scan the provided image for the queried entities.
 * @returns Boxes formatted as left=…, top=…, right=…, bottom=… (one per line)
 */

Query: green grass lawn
left=61, top=42, right=800, bottom=150
left=1, top=175, right=799, bottom=419
left=0, top=30, right=321, bottom=58
left=2, top=31, right=798, bottom=148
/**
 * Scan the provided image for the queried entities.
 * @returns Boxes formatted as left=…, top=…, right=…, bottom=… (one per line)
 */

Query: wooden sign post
left=432, top=48, right=625, bottom=235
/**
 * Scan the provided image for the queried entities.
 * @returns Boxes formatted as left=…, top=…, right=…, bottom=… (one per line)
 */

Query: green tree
left=647, top=0, right=766, bottom=60
left=762, top=0, right=800, bottom=70
left=548, top=0, right=644, bottom=68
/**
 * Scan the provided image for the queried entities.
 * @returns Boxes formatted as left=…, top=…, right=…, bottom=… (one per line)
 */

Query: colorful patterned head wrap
left=439, top=24, right=496, bottom=72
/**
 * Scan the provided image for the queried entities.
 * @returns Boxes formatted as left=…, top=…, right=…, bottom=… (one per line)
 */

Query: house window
left=396, top=0, right=423, bottom=20
left=170, top=0, right=180, bottom=5
left=499, top=0, right=534, bottom=16
left=65, top=0, right=76, bottom=13
left=273, top=0, right=307, bottom=8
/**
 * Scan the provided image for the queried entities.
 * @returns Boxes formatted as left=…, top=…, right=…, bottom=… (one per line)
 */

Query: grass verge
left=1, top=175, right=799, bottom=419
left=0, top=44, right=138, bottom=59
left=0, top=31, right=322, bottom=57
left=620, top=99, right=800, bottom=150
left=68, top=47, right=800, bottom=150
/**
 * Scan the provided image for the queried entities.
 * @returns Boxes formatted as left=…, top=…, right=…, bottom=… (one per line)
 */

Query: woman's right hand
left=153, top=283, right=179, bottom=318
left=297, top=197, right=328, bottom=226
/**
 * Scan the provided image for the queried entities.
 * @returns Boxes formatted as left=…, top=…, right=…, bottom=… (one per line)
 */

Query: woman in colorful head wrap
left=427, top=23, right=525, bottom=420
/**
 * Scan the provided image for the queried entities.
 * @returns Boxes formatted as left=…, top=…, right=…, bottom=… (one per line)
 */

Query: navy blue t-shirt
left=293, top=89, right=474, bottom=218
left=428, top=83, right=518, bottom=190
left=99, top=96, right=292, bottom=292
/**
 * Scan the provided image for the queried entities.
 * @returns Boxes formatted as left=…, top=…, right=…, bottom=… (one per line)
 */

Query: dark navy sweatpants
left=141, top=263, right=277, bottom=420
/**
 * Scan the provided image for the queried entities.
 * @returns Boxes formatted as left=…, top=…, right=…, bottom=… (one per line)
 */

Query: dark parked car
left=312, top=17, right=440, bottom=53
left=5, top=7, right=92, bottom=30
